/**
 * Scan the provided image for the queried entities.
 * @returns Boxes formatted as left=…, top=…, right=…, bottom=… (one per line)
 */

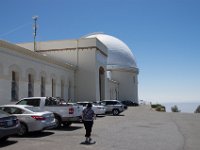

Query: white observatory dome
left=84, top=33, right=137, bottom=69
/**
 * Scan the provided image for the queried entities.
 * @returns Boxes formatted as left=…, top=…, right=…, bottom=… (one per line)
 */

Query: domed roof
left=84, top=33, right=137, bottom=69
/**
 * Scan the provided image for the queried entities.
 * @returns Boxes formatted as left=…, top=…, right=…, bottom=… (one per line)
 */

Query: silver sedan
left=0, top=105, right=56, bottom=136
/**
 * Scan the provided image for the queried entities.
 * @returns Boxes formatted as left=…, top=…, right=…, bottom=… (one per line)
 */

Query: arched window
left=11, top=71, right=19, bottom=101
left=68, top=80, right=71, bottom=100
left=61, top=80, right=64, bottom=98
left=28, top=74, right=34, bottom=97
left=133, top=76, right=135, bottom=84
left=99, top=67, right=105, bottom=101
left=41, top=76, right=45, bottom=97
left=52, top=78, right=56, bottom=97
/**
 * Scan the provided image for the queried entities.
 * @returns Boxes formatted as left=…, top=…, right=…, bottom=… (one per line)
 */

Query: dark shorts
left=83, top=121, right=93, bottom=137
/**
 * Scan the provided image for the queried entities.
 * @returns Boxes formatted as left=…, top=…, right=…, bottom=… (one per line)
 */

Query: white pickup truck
left=16, top=97, right=83, bottom=128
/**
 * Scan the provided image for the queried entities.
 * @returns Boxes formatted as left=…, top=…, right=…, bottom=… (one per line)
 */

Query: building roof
left=83, top=33, right=137, bottom=70
left=0, top=40, right=76, bottom=70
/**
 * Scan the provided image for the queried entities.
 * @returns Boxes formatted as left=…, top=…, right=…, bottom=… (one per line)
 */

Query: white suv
left=99, top=100, right=126, bottom=115
left=76, top=102, right=106, bottom=116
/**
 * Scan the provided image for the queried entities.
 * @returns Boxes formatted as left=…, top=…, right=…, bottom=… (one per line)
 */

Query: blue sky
left=0, top=0, right=200, bottom=103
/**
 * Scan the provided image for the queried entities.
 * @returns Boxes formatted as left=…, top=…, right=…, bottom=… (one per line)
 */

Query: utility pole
left=32, top=16, right=38, bottom=51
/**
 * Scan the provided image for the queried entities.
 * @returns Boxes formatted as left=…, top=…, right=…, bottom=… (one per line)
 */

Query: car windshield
left=17, top=99, right=40, bottom=106
left=25, top=107, right=43, bottom=112
left=0, top=109, right=9, bottom=115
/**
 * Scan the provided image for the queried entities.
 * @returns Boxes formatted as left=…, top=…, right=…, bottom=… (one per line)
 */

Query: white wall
left=74, top=47, right=107, bottom=102
left=0, top=41, right=75, bottom=105
left=21, top=38, right=108, bottom=102
left=95, top=50, right=107, bottom=101
left=111, top=69, right=138, bottom=102
left=106, top=79, right=119, bottom=100
left=75, top=48, right=96, bottom=101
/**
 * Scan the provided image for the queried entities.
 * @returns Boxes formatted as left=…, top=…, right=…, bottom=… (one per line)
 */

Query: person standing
left=82, top=103, right=95, bottom=143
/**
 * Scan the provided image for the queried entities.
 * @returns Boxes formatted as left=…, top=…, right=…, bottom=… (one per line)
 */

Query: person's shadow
left=80, top=141, right=96, bottom=145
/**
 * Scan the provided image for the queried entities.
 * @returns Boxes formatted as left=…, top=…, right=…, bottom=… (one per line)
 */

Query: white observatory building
left=0, top=33, right=139, bottom=104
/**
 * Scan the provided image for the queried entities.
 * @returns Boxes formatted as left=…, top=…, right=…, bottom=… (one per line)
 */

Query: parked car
left=0, top=110, right=20, bottom=141
left=97, top=100, right=126, bottom=115
left=121, top=100, right=139, bottom=107
left=77, top=102, right=106, bottom=116
left=16, top=97, right=83, bottom=128
left=66, top=103, right=82, bottom=107
left=0, top=105, right=56, bottom=136
left=139, top=100, right=145, bottom=105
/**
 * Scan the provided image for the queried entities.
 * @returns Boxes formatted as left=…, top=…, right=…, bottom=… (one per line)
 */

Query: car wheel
left=63, top=122, right=72, bottom=127
left=18, top=123, right=28, bottom=136
left=55, top=116, right=61, bottom=128
left=112, top=109, right=120, bottom=115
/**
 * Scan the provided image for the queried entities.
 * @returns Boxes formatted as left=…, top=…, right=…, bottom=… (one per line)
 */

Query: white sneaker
left=85, top=137, right=89, bottom=143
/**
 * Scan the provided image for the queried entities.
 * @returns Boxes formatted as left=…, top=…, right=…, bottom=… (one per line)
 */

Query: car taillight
left=69, top=107, right=74, bottom=114
left=31, top=116, right=46, bottom=120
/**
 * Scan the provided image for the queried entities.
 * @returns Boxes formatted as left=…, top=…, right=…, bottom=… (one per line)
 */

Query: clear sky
left=0, top=0, right=200, bottom=103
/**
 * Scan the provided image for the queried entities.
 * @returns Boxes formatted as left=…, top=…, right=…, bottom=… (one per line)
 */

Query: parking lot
left=1, top=106, right=200, bottom=150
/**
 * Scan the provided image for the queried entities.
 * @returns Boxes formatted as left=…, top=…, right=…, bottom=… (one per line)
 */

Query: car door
left=104, top=101, right=114, bottom=112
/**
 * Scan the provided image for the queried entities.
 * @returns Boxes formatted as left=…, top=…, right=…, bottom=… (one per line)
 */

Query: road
left=1, top=106, right=200, bottom=150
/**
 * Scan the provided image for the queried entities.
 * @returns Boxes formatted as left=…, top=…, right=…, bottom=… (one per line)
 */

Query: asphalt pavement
left=1, top=105, right=200, bottom=150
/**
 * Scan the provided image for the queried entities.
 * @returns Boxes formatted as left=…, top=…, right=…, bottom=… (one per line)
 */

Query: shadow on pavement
left=105, top=114, right=125, bottom=117
left=0, top=140, right=18, bottom=148
left=53, top=126, right=83, bottom=131
left=15, top=131, right=55, bottom=138
left=96, top=115, right=106, bottom=118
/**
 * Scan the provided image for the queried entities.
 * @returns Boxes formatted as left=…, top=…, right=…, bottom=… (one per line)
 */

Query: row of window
left=11, top=71, right=67, bottom=101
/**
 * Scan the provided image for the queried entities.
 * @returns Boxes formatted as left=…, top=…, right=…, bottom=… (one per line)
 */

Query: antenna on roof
left=32, top=16, right=38, bottom=51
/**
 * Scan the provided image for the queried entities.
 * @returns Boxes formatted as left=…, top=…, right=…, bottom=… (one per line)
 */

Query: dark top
left=82, top=107, right=95, bottom=121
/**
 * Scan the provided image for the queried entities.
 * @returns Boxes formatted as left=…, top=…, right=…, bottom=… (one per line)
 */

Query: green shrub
left=151, top=104, right=166, bottom=112
left=151, top=104, right=162, bottom=108
left=171, top=105, right=181, bottom=112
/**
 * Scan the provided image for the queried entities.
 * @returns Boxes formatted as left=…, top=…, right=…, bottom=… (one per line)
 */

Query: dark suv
left=99, top=100, right=126, bottom=115
left=121, top=100, right=139, bottom=107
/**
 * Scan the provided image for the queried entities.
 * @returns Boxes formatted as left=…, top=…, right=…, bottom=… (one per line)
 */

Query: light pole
left=32, top=16, right=38, bottom=51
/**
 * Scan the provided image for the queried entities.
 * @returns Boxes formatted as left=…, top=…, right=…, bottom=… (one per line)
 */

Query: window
left=11, top=107, right=23, bottom=114
left=106, top=101, right=114, bottom=105
left=133, top=76, right=135, bottom=83
left=68, top=81, right=71, bottom=100
left=45, top=98, right=58, bottom=106
left=41, top=76, right=45, bottom=96
left=28, top=74, right=34, bottom=97
left=1, top=107, right=23, bottom=114
left=17, top=99, right=40, bottom=107
left=61, top=80, right=64, bottom=98
left=52, top=79, right=56, bottom=97
left=11, top=71, right=18, bottom=101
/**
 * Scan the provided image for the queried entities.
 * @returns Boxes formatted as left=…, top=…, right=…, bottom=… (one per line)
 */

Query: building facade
left=0, top=33, right=139, bottom=104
